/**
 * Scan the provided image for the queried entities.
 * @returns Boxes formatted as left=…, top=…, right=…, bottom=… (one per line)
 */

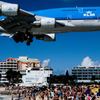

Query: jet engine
left=36, top=33, right=56, bottom=41
left=40, top=18, right=55, bottom=28
left=33, top=18, right=65, bottom=28
left=0, top=3, right=19, bottom=16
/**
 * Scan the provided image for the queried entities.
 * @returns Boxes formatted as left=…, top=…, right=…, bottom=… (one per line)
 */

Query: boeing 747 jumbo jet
left=0, top=1, right=100, bottom=45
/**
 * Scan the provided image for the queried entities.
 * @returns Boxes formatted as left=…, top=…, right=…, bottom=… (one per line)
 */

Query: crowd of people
left=5, top=84, right=100, bottom=100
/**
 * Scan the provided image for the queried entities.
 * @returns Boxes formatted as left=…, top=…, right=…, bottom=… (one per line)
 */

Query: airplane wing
left=0, top=11, right=56, bottom=45
left=0, top=9, right=37, bottom=45
left=0, top=10, right=36, bottom=33
left=0, top=1, right=42, bottom=34
left=0, top=1, right=58, bottom=45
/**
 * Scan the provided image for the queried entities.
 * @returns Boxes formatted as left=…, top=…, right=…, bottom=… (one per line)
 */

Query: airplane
left=0, top=1, right=100, bottom=45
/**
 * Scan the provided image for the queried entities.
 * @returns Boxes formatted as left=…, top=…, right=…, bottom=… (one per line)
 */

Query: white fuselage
left=30, top=19, right=100, bottom=34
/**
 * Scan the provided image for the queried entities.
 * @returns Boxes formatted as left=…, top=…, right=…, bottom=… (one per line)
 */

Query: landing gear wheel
left=12, top=32, right=33, bottom=45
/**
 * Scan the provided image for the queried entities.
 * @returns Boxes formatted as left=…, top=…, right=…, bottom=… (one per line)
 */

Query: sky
left=1, top=0, right=100, bottom=74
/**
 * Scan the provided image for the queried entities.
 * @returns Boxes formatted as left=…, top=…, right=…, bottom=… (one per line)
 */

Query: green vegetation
left=6, top=69, right=22, bottom=85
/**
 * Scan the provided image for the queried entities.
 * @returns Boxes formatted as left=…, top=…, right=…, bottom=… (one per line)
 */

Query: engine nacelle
left=36, top=33, right=56, bottom=41
left=1, top=3, right=19, bottom=16
left=41, top=18, right=55, bottom=28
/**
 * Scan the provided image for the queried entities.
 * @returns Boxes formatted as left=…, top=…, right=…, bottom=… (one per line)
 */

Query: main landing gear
left=12, top=32, right=33, bottom=45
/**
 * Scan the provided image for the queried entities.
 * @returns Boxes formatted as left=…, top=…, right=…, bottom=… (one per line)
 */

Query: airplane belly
left=71, top=20, right=100, bottom=27
left=68, top=20, right=100, bottom=31
left=30, top=19, right=100, bottom=34
left=55, top=20, right=100, bottom=32
left=57, top=20, right=100, bottom=27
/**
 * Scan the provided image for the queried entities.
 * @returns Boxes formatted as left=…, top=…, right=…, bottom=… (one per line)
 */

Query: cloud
left=81, top=56, right=94, bottom=67
left=42, top=59, right=50, bottom=67
left=80, top=56, right=100, bottom=67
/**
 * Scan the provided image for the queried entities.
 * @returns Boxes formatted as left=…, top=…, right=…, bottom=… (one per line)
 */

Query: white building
left=18, top=56, right=53, bottom=86
left=21, top=67, right=53, bottom=86
left=72, top=66, right=100, bottom=83
left=0, top=56, right=53, bottom=86
left=0, top=58, right=18, bottom=83
left=72, top=57, right=100, bottom=83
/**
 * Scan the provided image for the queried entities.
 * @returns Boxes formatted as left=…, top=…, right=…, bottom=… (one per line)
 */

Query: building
left=21, top=67, right=53, bottom=86
left=72, top=66, right=100, bottom=83
left=18, top=56, right=53, bottom=86
left=18, top=56, right=41, bottom=70
left=72, top=57, right=100, bottom=83
left=0, top=58, right=18, bottom=83
left=0, top=56, right=53, bottom=86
